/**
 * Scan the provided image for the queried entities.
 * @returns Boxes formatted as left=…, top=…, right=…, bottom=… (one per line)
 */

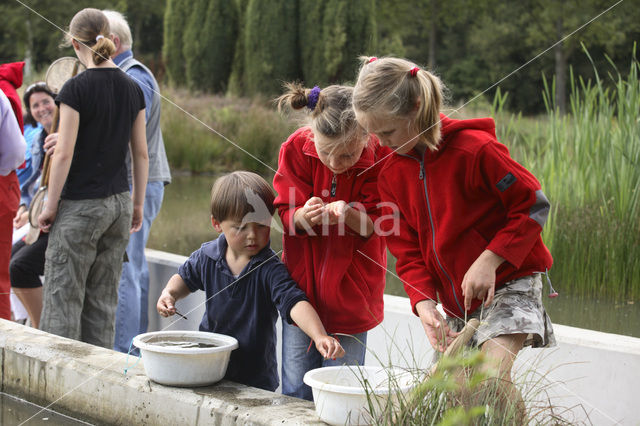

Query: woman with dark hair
left=37, top=8, right=148, bottom=348
left=10, top=82, right=56, bottom=329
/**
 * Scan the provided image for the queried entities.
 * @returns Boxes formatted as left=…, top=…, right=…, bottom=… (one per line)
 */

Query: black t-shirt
left=55, top=67, right=144, bottom=200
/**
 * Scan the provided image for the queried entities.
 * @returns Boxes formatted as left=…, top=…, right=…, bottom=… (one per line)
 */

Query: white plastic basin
left=303, top=366, right=414, bottom=425
left=133, top=330, right=238, bottom=387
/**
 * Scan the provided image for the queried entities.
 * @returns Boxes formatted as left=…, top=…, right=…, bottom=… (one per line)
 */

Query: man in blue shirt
left=156, top=172, right=344, bottom=391
left=103, top=10, right=172, bottom=354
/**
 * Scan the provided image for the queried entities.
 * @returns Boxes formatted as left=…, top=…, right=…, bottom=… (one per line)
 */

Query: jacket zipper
left=401, top=153, right=466, bottom=315
left=318, top=173, right=337, bottom=326
left=330, top=174, right=337, bottom=197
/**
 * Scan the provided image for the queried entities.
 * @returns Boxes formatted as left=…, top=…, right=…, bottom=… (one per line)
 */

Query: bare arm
left=129, top=109, right=149, bottom=233
left=37, top=104, right=78, bottom=232
left=290, top=300, right=345, bottom=359
left=157, top=274, right=191, bottom=317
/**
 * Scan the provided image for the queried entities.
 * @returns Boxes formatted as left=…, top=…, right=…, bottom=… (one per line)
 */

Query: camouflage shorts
left=446, top=274, right=556, bottom=349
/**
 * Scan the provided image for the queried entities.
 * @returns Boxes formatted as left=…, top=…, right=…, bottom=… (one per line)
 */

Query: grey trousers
left=40, top=192, right=132, bottom=349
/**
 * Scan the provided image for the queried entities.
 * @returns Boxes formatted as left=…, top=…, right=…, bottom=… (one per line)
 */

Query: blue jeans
left=113, top=181, right=164, bottom=353
left=281, top=320, right=368, bottom=401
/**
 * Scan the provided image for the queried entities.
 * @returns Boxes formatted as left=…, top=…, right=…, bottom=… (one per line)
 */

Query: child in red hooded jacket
left=353, top=56, right=555, bottom=415
left=273, top=83, right=390, bottom=400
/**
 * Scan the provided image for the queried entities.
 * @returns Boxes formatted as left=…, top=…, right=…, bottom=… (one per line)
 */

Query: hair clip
left=307, top=86, right=321, bottom=111
left=368, top=57, right=378, bottom=64
left=96, top=35, right=104, bottom=42
left=409, top=67, right=420, bottom=77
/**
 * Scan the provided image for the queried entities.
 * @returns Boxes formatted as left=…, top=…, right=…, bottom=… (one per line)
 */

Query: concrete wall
left=146, top=249, right=640, bottom=425
left=0, top=320, right=322, bottom=425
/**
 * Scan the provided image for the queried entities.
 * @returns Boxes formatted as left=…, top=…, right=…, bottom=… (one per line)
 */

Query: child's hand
left=461, top=250, right=505, bottom=310
left=295, top=197, right=325, bottom=229
left=325, top=200, right=349, bottom=225
left=415, top=299, right=459, bottom=352
left=157, top=290, right=177, bottom=317
left=315, top=335, right=345, bottom=360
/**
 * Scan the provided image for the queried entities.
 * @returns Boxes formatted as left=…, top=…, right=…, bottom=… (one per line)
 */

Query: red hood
left=439, top=113, right=496, bottom=143
left=0, top=62, right=25, bottom=133
left=0, top=62, right=24, bottom=89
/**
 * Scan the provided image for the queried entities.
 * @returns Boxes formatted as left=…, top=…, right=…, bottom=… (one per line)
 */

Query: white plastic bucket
left=303, top=366, right=414, bottom=425
left=133, top=330, right=238, bottom=387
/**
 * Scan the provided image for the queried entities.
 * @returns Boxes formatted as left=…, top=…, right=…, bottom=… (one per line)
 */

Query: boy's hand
left=157, top=290, right=177, bottom=317
left=415, top=299, right=458, bottom=352
left=461, top=250, right=505, bottom=310
left=314, top=335, right=345, bottom=360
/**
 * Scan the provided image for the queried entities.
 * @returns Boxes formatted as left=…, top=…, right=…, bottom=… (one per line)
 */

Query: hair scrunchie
left=409, top=67, right=420, bottom=77
left=368, top=57, right=378, bottom=64
left=307, top=86, right=321, bottom=111
left=95, top=35, right=105, bottom=42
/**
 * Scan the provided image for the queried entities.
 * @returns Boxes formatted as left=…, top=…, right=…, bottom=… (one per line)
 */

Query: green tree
left=321, top=0, right=376, bottom=84
left=163, top=0, right=189, bottom=85
left=227, top=0, right=249, bottom=96
left=298, top=0, right=326, bottom=85
left=182, top=0, right=238, bottom=93
left=244, top=0, right=300, bottom=95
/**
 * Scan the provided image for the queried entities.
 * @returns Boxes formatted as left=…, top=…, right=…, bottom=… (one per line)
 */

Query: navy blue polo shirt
left=179, top=234, right=308, bottom=391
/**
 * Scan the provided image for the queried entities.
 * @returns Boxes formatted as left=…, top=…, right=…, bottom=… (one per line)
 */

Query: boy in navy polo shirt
left=157, top=171, right=344, bottom=391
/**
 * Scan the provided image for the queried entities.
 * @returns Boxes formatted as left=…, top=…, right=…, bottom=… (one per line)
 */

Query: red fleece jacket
left=378, top=115, right=553, bottom=318
left=0, top=62, right=24, bottom=133
left=273, top=127, right=390, bottom=334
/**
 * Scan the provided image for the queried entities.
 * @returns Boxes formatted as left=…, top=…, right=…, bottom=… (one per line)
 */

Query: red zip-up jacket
left=274, top=127, right=390, bottom=334
left=0, top=62, right=25, bottom=132
left=378, top=115, right=553, bottom=318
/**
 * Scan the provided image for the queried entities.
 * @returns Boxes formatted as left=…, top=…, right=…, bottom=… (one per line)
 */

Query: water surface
left=0, top=393, right=92, bottom=425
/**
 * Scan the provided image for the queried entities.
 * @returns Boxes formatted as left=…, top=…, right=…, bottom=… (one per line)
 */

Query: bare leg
left=479, top=333, right=527, bottom=418
left=14, top=287, right=43, bottom=329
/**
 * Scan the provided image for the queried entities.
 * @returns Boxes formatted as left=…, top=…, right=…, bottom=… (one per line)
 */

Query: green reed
left=492, top=47, right=640, bottom=301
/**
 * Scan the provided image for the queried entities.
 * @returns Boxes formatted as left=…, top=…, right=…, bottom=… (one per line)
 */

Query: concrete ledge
left=0, top=320, right=322, bottom=425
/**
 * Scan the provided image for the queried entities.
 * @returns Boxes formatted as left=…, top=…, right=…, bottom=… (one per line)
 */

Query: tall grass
left=160, top=90, right=296, bottom=176
left=491, top=48, right=640, bottom=301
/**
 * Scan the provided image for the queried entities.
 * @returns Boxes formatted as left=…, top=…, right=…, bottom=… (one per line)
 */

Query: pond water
left=0, top=392, right=92, bottom=425
left=148, top=174, right=640, bottom=338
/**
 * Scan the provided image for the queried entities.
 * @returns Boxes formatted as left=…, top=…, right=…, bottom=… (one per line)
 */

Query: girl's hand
left=294, top=197, right=325, bottom=229
left=461, top=250, right=504, bottom=310
left=315, top=335, right=345, bottom=360
left=13, top=206, right=28, bottom=229
left=43, top=133, right=58, bottom=156
left=415, top=299, right=458, bottom=352
left=130, top=204, right=143, bottom=233
left=157, top=290, right=177, bottom=317
left=325, top=200, right=349, bottom=225
left=37, top=205, right=57, bottom=233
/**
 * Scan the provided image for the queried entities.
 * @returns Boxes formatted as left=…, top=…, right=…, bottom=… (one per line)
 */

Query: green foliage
left=299, top=0, right=326, bottom=85
left=227, top=0, right=250, bottom=96
left=243, top=0, right=300, bottom=95
left=183, top=0, right=237, bottom=93
left=321, top=0, right=376, bottom=85
left=163, top=0, right=189, bottom=85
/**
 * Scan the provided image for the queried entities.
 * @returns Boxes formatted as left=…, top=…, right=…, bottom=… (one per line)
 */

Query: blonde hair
left=353, top=56, right=444, bottom=151
left=102, top=10, right=133, bottom=49
left=65, top=8, right=115, bottom=66
left=276, top=82, right=367, bottom=152
left=210, top=171, right=276, bottom=222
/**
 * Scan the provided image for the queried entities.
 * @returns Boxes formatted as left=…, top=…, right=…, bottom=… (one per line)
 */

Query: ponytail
left=66, top=8, right=115, bottom=66
left=276, top=83, right=366, bottom=148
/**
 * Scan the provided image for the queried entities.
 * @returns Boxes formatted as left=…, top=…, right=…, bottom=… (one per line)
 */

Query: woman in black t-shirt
left=38, top=8, right=148, bottom=348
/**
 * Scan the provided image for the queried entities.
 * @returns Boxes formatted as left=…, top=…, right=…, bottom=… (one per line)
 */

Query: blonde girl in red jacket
left=353, top=57, right=555, bottom=415
left=273, top=83, right=389, bottom=400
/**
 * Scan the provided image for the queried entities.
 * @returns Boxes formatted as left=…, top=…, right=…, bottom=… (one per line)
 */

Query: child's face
left=314, top=134, right=366, bottom=174
left=356, top=113, right=419, bottom=155
left=212, top=219, right=271, bottom=258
